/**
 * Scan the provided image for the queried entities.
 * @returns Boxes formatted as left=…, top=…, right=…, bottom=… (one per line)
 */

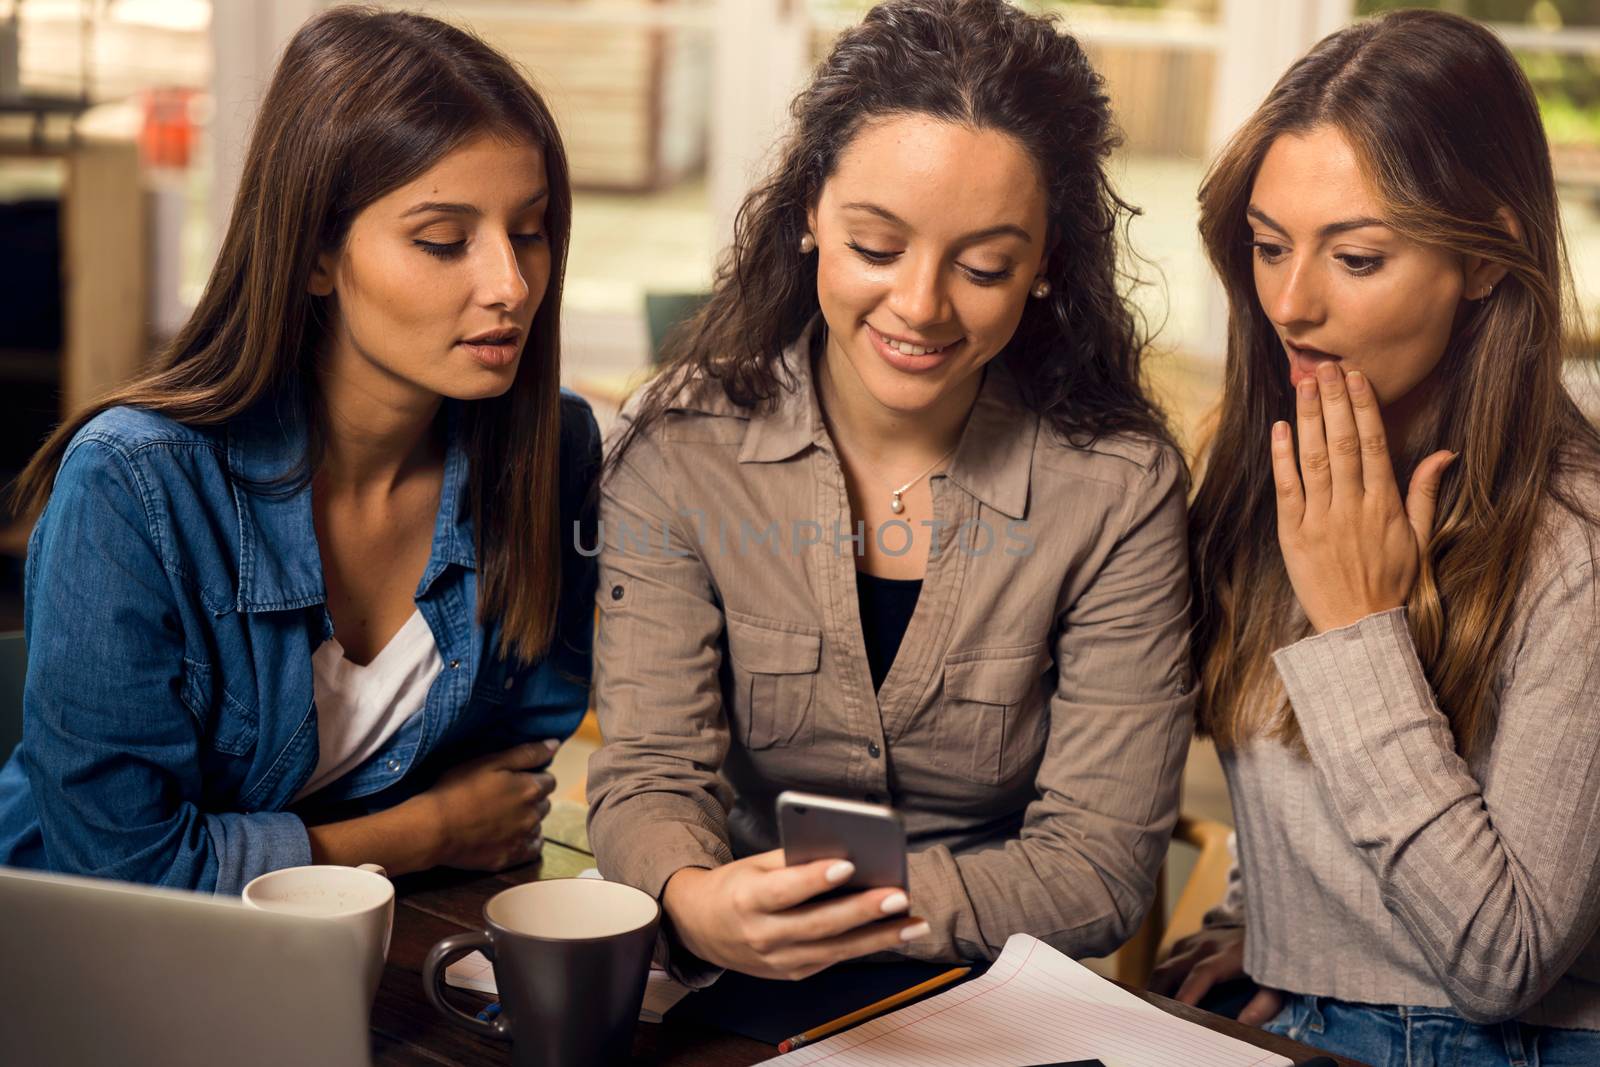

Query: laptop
left=0, top=866, right=373, bottom=1067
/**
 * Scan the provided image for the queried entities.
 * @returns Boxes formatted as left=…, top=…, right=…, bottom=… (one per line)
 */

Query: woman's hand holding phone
left=661, top=850, right=927, bottom=980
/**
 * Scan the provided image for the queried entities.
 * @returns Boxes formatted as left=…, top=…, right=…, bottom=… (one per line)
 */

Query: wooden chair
left=1113, top=814, right=1234, bottom=988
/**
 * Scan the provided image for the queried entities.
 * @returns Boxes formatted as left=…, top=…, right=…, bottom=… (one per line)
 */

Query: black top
left=856, top=571, right=923, bottom=691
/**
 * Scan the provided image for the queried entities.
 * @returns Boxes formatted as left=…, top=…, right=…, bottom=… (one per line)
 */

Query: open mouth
left=1285, top=339, right=1339, bottom=361
left=1284, top=339, right=1343, bottom=387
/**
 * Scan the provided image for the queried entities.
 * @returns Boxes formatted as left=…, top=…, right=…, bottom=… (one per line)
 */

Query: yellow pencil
left=777, top=966, right=972, bottom=1053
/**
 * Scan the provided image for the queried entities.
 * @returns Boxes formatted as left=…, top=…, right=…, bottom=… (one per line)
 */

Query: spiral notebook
left=763, top=933, right=1292, bottom=1067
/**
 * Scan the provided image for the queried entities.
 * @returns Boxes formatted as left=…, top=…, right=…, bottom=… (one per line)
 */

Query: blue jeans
left=1263, top=993, right=1600, bottom=1067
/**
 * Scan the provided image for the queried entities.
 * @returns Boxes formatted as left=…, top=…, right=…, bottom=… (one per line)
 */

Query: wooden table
left=370, top=804, right=1365, bottom=1066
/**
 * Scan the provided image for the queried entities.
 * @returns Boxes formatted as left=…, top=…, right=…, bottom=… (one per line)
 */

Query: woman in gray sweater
left=1155, top=10, right=1600, bottom=1066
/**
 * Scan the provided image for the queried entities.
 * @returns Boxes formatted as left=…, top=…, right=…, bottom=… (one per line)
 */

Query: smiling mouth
left=866, top=323, right=960, bottom=356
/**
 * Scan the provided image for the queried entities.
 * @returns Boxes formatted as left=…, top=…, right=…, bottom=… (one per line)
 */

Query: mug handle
left=422, top=931, right=511, bottom=1042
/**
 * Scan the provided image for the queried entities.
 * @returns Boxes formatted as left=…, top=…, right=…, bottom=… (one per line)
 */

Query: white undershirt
left=293, top=608, right=442, bottom=801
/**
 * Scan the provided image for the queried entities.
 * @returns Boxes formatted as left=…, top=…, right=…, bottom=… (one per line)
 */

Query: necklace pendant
left=889, top=493, right=905, bottom=514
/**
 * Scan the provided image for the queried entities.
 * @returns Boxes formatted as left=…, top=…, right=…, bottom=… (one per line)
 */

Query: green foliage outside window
left=1357, top=0, right=1592, bottom=22
left=1359, top=0, right=1599, bottom=146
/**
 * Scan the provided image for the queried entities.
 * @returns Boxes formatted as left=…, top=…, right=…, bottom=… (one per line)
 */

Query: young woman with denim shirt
left=0, top=8, right=598, bottom=894
left=1151, top=11, right=1600, bottom=1065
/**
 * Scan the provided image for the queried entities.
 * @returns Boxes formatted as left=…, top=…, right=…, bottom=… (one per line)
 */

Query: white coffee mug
left=242, top=863, right=394, bottom=1003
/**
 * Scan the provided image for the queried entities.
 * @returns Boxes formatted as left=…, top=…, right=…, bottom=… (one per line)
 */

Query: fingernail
left=825, top=861, right=855, bottom=885
left=900, top=921, right=931, bottom=942
left=544, top=739, right=562, bottom=751
left=1298, top=379, right=1316, bottom=399
left=880, top=892, right=909, bottom=915
left=1272, top=421, right=1288, bottom=442
left=1347, top=370, right=1365, bottom=390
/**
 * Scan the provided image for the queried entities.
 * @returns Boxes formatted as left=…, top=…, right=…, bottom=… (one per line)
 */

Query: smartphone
left=776, top=790, right=908, bottom=893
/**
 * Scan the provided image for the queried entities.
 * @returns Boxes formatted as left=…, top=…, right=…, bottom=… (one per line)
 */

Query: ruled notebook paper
left=765, top=934, right=1292, bottom=1067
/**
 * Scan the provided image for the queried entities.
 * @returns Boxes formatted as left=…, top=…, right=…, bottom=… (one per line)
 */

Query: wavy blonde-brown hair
left=1190, top=9, right=1600, bottom=755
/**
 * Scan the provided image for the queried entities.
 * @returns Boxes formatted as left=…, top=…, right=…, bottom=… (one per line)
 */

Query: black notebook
left=667, top=958, right=984, bottom=1045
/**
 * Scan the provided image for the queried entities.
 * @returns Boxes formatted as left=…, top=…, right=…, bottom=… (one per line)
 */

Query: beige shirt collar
left=733, top=318, right=1038, bottom=521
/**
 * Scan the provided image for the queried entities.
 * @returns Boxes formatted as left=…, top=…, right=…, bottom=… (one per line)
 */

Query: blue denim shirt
left=0, top=390, right=599, bottom=894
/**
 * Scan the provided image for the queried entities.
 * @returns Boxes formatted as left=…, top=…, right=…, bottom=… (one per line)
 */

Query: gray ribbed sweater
left=1216, top=492, right=1600, bottom=1028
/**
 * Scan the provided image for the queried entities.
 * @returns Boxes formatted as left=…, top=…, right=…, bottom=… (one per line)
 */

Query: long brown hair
left=13, top=6, right=573, bottom=663
left=613, top=0, right=1176, bottom=466
left=1191, top=9, right=1600, bottom=755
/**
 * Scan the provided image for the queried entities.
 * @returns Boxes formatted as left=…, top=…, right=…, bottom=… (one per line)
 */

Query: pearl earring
left=1030, top=278, right=1051, bottom=299
left=799, top=233, right=816, bottom=255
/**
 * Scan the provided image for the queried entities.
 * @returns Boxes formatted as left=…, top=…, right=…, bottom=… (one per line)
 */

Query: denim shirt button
left=386, top=759, right=400, bottom=772
left=449, top=659, right=460, bottom=670
left=503, top=677, right=515, bottom=690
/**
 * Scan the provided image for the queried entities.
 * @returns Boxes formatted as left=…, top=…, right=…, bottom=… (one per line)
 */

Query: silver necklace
left=817, top=323, right=959, bottom=514
left=886, top=445, right=959, bottom=514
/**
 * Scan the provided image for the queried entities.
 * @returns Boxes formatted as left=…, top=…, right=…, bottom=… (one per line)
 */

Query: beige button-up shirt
left=586, top=328, right=1195, bottom=971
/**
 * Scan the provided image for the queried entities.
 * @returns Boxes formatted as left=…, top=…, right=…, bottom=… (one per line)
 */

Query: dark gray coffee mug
left=423, top=878, right=660, bottom=1067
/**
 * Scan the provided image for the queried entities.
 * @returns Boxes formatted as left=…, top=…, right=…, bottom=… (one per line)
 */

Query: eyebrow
left=402, top=189, right=549, bottom=218
left=841, top=201, right=1033, bottom=245
left=1247, top=205, right=1387, bottom=239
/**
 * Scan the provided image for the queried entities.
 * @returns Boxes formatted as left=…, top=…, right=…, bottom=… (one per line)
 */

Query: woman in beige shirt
left=586, top=0, right=1194, bottom=984
left=1153, top=11, right=1600, bottom=1065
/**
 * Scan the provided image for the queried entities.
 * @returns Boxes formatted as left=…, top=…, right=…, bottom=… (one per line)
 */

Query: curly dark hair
left=613, top=0, right=1175, bottom=464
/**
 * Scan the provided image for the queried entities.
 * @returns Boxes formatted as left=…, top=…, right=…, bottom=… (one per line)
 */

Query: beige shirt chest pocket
left=724, top=612, right=822, bottom=750
left=935, top=645, right=1048, bottom=786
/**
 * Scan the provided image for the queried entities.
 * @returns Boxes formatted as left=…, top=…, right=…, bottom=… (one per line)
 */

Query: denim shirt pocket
left=178, top=657, right=260, bottom=757
left=725, top=612, right=822, bottom=751
left=471, top=662, right=512, bottom=708
left=937, top=645, right=1047, bottom=786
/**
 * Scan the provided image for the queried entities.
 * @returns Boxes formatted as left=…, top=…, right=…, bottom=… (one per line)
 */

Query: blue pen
left=474, top=1001, right=502, bottom=1023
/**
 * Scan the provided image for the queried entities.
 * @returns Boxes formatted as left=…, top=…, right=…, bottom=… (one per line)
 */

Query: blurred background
left=0, top=0, right=1594, bottom=495
left=0, top=0, right=1595, bottom=953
